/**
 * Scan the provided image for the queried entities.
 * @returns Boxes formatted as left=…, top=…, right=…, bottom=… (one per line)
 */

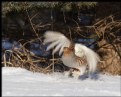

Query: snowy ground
left=2, top=67, right=121, bottom=96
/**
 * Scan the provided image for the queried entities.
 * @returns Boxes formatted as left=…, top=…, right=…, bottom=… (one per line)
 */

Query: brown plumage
left=63, top=47, right=87, bottom=67
left=62, top=47, right=88, bottom=76
left=43, top=31, right=100, bottom=77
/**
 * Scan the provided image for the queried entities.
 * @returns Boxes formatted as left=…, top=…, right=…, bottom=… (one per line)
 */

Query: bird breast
left=61, top=54, right=76, bottom=68
left=61, top=53, right=87, bottom=68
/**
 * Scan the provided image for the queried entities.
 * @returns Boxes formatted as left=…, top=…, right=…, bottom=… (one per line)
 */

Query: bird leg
left=68, top=68, right=80, bottom=78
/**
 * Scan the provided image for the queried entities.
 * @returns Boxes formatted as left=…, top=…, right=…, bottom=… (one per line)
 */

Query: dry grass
left=2, top=39, right=67, bottom=74
left=97, top=39, right=121, bottom=75
left=2, top=10, right=121, bottom=75
left=73, top=15, right=121, bottom=75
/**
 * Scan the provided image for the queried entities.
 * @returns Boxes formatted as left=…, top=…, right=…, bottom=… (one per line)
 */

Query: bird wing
left=43, top=31, right=71, bottom=55
left=74, top=43, right=100, bottom=72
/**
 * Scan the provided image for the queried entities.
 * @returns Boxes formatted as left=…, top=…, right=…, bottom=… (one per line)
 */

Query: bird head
left=63, top=47, right=74, bottom=56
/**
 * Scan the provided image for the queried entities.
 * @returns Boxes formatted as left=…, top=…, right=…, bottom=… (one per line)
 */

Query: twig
left=26, top=10, right=42, bottom=43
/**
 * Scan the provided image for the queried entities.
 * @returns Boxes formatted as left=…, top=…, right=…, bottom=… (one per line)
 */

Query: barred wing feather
left=43, top=31, right=71, bottom=55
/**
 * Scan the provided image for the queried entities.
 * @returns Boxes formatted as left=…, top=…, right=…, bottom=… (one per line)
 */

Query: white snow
left=2, top=67, right=121, bottom=96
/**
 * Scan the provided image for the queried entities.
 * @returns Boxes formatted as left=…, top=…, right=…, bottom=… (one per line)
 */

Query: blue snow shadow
left=78, top=72, right=99, bottom=80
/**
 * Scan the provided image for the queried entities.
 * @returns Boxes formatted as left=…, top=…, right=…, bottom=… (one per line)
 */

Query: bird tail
left=75, top=44, right=100, bottom=73
left=43, top=31, right=71, bottom=55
